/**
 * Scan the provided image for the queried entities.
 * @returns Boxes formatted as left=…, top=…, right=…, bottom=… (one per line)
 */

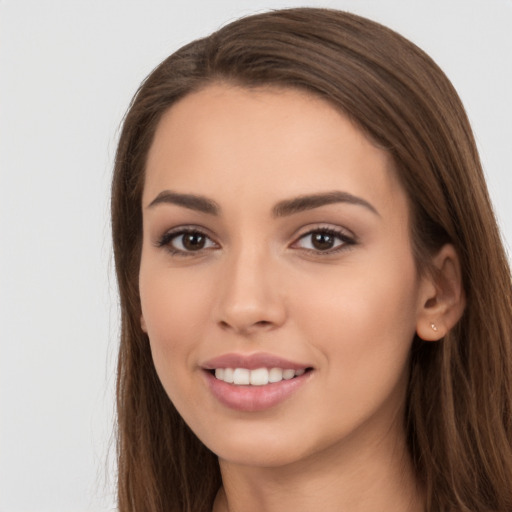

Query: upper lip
left=201, top=352, right=312, bottom=371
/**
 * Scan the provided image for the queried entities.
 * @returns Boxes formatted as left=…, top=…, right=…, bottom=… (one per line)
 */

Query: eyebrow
left=146, top=190, right=379, bottom=217
left=146, top=191, right=220, bottom=215
left=272, top=191, right=380, bottom=217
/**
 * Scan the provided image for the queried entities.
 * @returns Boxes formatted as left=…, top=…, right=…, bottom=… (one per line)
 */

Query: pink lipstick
left=201, top=352, right=313, bottom=412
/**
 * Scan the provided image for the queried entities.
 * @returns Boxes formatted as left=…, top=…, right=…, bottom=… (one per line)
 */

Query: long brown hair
left=111, top=8, right=512, bottom=511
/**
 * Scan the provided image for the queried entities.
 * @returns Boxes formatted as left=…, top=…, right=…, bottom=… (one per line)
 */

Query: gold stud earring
left=430, top=323, right=438, bottom=332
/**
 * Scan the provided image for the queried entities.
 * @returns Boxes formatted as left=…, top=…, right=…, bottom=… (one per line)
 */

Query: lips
left=201, top=352, right=313, bottom=411
left=202, top=352, right=311, bottom=371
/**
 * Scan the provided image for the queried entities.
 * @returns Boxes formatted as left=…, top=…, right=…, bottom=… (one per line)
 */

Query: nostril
left=218, top=319, right=274, bottom=332
left=219, top=320, right=237, bottom=331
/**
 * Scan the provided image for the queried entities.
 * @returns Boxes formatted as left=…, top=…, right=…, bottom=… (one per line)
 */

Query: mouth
left=208, top=367, right=313, bottom=386
left=201, top=353, right=314, bottom=411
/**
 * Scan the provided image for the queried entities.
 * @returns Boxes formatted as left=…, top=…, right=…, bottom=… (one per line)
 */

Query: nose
left=214, top=246, right=286, bottom=335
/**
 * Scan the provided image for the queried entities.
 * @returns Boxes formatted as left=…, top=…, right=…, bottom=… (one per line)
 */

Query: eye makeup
left=154, top=222, right=357, bottom=258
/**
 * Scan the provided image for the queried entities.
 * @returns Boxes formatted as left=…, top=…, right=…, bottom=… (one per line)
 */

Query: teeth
left=233, top=368, right=250, bottom=385
left=268, top=367, right=283, bottom=383
left=282, top=369, right=295, bottom=380
left=213, top=367, right=307, bottom=385
left=250, top=368, right=269, bottom=386
left=223, top=368, right=234, bottom=383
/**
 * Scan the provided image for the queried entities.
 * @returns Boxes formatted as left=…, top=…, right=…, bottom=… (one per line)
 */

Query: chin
left=191, top=420, right=309, bottom=468
left=215, top=441, right=308, bottom=468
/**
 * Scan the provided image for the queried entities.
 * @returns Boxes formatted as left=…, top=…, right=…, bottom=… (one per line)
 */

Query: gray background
left=1, top=0, right=511, bottom=510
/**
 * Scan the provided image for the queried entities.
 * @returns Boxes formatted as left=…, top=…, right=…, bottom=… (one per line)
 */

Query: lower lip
left=203, top=370, right=312, bottom=412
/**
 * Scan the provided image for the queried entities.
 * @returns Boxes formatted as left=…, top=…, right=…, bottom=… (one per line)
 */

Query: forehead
left=143, top=84, right=408, bottom=220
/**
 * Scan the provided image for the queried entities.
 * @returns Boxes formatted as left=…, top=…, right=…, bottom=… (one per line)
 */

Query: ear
left=140, top=314, right=148, bottom=333
left=416, top=244, right=466, bottom=341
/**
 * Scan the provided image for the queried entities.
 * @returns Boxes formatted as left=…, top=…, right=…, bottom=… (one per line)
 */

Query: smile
left=201, top=353, right=314, bottom=411
left=213, top=367, right=307, bottom=386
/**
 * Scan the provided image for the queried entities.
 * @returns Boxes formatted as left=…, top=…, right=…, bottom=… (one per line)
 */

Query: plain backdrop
left=1, top=1, right=511, bottom=511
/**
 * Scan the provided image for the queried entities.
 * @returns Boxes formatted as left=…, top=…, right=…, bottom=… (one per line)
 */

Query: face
left=139, top=84, right=427, bottom=469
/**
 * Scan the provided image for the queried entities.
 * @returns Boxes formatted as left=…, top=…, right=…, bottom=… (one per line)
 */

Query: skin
left=139, top=84, right=461, bottom=511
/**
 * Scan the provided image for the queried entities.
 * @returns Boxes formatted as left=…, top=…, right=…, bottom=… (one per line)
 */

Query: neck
left=213, top=421, right=424, bottom=512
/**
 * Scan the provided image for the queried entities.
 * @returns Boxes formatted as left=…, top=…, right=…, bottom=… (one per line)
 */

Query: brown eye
left=294, top=228, right=355, bottom=254
left=311, top=232, right=336, bottom=250
left=180, top=232, right=207, bottom=251
left=158, top=229, right=217, bottom=254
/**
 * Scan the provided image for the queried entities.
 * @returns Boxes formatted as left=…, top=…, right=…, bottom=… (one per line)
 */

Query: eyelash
left=156, top=227, right=218, bottom=256
left=156, top=225, right=356, bottom=257
left=292, top=226, right=356, bottom=255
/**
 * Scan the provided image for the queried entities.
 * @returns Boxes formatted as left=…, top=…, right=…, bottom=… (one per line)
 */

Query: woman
left=111, top=8, right=512, bottom=512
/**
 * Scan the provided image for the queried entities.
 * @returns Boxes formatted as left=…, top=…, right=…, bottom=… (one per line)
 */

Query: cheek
left=292, top=251, right=419, bottom=388
left=139, top=262, right=214, bottom=385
